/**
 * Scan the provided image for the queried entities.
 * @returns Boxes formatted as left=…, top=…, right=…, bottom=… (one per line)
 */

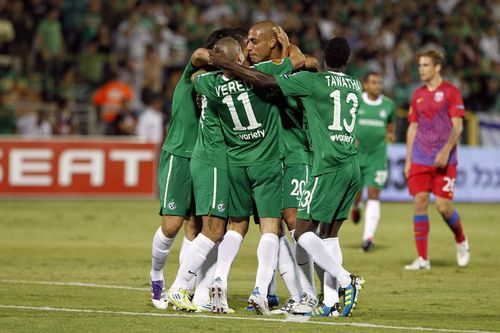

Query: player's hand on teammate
left=273, top=25, right=290, bottom=51
left=434, top=148, right=451, bottom=169
left=209, top=46, right=231, bottom=68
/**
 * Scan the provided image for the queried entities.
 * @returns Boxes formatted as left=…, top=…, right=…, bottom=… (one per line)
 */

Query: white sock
left=268, top=271, right=277, bottom=296
left=150, top=227, right=175, bottom=281
left=169, top=234, right=215, bottom=292
left=297, top=232, right=351, bottom=288
left=295, top=242, right=316, bottom=297
left=315, top=263, right=325, bottom=296
left=323, top=238, right=342, bottom=307
left=363, top=199, right=381, bottom=241
left=254, top=233, right=279, bottom=298
left=192, top=243, right=218, bottom=306
left=179, top=237, right=191, bottom=265
left=213, top=230, right=243, bottom=286
left=278, top=235, right=302, bottom=302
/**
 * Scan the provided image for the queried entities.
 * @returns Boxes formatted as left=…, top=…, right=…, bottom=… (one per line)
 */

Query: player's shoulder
left=441, top=80, right=461, bottom=94
left=382, top=95, right=396, bottom=107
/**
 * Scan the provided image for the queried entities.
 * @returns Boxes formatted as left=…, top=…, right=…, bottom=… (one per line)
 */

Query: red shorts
left=408, top=163, right=457, bottom=199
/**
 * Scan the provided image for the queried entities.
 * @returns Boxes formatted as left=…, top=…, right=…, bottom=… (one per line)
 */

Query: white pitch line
left=0, top=279, right=148, bottom=291
left=0, top=305, right=498, bottom=333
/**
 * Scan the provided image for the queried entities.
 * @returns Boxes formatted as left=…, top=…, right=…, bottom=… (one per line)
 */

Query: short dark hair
left=323, top=37, right=350, bottom=69
left=229, top=27, right=249, bottom=47
left=417, top=49, right=445, bottom=67
left=363, top=71, right=381, bottom=82
left=204, top=28, right=233, bottom=49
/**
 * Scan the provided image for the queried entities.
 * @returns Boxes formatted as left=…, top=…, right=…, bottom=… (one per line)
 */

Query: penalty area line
left=0, top=304, right=498, bottom=333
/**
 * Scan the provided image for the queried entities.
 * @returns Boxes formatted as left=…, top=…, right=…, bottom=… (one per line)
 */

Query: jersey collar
left=362, top=92, right=383, bottom=106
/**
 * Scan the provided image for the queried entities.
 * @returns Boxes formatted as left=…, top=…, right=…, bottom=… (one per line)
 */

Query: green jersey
left=356, top=92, right=395, bottom=166
left=162, top=61, right=201, bottom=157
left=194, top=58, right=293, bottom=166
left=281, top=97, right=312, bottom=165
left=275, top=71, right=362, bottom=176
left=191, top=95, right=227, bottom=169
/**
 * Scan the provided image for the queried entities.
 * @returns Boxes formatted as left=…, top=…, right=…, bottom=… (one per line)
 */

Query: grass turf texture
left=0, top=200, right=499, bottom=333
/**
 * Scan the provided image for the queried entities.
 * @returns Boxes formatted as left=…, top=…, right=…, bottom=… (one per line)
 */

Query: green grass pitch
left=0, top=200, right=499, bottom=333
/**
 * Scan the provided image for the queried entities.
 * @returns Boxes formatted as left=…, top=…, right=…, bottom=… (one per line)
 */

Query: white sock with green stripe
left=150, top=227, right=175, bottom=281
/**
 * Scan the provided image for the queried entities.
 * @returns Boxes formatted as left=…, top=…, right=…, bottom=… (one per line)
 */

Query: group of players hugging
left=147, top=20, right=470, bottom=318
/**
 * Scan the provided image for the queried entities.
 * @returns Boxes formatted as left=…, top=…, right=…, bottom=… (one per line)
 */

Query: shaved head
left=250, top=20, right=278, bottom=41
left=215, top=37, right=244, bottom=64
left=247, top=20, right=281, bottom=64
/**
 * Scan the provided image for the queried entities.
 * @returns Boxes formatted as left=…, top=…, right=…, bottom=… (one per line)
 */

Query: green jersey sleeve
left=253, top=58, right=293, bottom=75
left=194, top=72, right=219, bottom=99
left=275, top=71, right=314, bottom=97
left=386, top=98, right=396, bottom=123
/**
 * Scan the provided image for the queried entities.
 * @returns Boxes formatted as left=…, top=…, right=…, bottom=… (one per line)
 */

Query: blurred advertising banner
left=478, top=113, right=500, bottom=147
left=0, top=137, right=158, bottom=197
left=382, top=144, right=500, bottom=203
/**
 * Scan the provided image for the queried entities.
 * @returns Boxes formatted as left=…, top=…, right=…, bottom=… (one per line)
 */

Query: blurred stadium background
left=0, top=0, right=498, bottom=139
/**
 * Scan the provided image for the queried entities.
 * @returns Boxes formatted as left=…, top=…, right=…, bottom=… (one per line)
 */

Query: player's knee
left=414, top=195, right=429, bottom=213
left=435, top=200, right=453, bottom=217
left=161, top=217, right=183, bottom=238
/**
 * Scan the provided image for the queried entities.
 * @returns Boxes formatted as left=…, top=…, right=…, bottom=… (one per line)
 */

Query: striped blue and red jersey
left=408, top=80, right=465, bottom=166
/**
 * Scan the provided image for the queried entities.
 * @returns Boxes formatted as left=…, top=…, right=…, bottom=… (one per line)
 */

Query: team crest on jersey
left=168, top=200, right=177, bottom=210
left=379, top=109, right=387, bottom=118
left=434, top=91, right=444, bottom=102
left=417, top=97, right=423, bottom=104
left=271, top=59, right=284, bottom=65
left=217, top=202, right=226, bottom=212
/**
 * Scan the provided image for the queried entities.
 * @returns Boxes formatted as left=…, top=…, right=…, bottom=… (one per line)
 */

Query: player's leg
left=151, top=151, right=192, bottom=309
left=279, top=164, right=310, bottom=310
left=351, top=192, right=362, bottom=224
left=433, top=164, right=469, bottom=266
left=247, top=161, right=282, bottom=315
left=405, top=164, right=432, bottom=270
left=294, top=159, right=362, bottom=317
left=361, top=186, right=381, bottom=251
left=192, top=243, right=218, bottom=312
left=168, top=160, right=229, bottom=310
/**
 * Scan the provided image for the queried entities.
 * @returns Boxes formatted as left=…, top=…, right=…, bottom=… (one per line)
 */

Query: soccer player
left=210, top=36, right=363, bottom=317
left=165, top=29, right=248, bottom=313
left=245, top=22, right=312, bottom=314
left=350, top=72, right=396, bottom=252
left=149, top=28, right=236, bottom=310
left=404, top=50, right=470, bottom=270
left=206, top=22, right=306, bottom=315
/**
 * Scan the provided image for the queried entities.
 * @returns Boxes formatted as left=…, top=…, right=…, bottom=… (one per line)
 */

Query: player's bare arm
left=405, top=121, right=417, bottom=178
left=386, top=121, right=395, bottom=142
left=209, top=47, right=279, bottom=89
left=191, top=48, right=210, bottom=68
left=434, top=117, right=463, bottom=169
left=304, top=55, right=321, bottom=72
left=190, top=69, right=207, bottom=85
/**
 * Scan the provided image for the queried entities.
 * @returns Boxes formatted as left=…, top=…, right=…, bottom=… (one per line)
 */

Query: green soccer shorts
left=283, top=163, right=311, bottom=209
left=191, top=158, right=229, bottom=218
left=157, top=150, right=194, bottom=216
left=297, top=158, right=360, bottom=223
left=227, top=160, right=283, bottom=218
left=360, top=162, right=388, bottom=188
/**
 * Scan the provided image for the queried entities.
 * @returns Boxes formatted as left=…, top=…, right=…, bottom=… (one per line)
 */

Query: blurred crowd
left=0, top=0, right=498, bottom=138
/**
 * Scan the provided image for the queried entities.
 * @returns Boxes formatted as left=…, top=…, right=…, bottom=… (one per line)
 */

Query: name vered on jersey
left=216, top=79, right=265, bottom=141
